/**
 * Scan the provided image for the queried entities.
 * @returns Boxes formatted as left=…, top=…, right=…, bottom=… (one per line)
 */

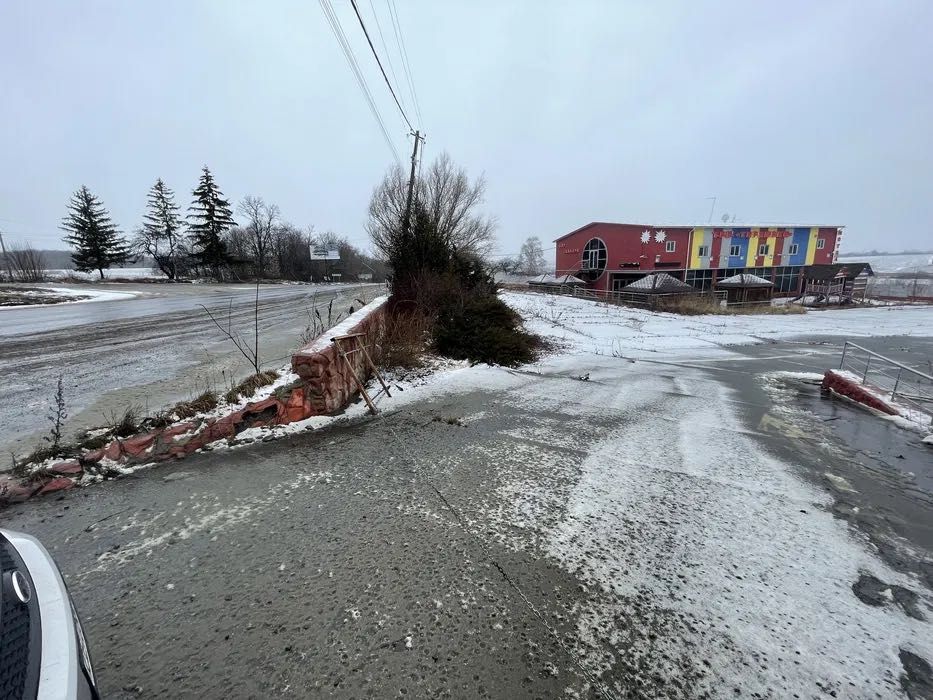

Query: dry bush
left=224, top=370, right=279, bottom=404
left=654, top=295, right=805, bottom=316
left=380, top=307, right=433, bottom=369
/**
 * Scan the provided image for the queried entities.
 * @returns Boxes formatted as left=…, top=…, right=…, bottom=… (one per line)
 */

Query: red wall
left=555, top=223, right=691, bottom=289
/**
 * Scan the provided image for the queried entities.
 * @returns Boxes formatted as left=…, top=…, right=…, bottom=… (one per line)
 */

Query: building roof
left=717, top=273, right=774, bottom=287
left=554, top=221, right=845, bottom=243
left=527, top=273, right=586, bottom=285
left=804, top=263, right=874, bottom=280
left=625, top=273, right=697, bottom=293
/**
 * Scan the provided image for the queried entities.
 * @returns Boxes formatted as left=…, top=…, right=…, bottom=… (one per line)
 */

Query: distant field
left=45, top=267, right=167, bottom=280
left=837, top=253, right=933, bottom=274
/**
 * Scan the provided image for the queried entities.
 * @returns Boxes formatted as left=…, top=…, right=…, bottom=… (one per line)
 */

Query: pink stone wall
left=292, top=299, right=387, bottom=413
left=1, top=297, right=388, bottom=505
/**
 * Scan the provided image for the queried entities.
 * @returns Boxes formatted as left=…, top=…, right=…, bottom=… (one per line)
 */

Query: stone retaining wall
left=0, top=296, right=389, bottom=504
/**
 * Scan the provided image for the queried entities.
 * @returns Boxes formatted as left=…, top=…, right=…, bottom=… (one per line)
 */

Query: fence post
left=862, top=355, right=871, bottom=383
left=839, top=342, right=847, bottom=370
left=892, top=368, right=902, bottom=399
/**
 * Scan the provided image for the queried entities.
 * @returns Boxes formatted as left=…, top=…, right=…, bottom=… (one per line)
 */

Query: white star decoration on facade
left=640, top=230, right=651, bottom=244
left=654, top=230, right=667, bottom=242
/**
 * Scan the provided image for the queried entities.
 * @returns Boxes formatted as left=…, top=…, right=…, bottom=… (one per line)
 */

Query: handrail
left=839, top=342, right=933, bottom=382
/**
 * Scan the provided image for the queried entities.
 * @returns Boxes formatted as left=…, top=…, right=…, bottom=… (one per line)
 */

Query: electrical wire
left=387, top=0, right=423, bottom=128
left=366, top=0, right=408, bottom=115
left=318, top=0, right=402, bottom=165
left=349, top=0, right=413, bottom=132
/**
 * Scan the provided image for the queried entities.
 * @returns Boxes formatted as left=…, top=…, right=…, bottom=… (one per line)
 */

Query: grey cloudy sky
left=2, top=0, right=931, bottom=256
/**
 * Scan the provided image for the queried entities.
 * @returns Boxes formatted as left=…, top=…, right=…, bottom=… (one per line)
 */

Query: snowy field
left=44, top=267, right=167, bottom=281
left=838, top=253, right=933, bottom=274
left=502, top=290, right=933, bottom=359
left=0, top=285, right=139, bottom=309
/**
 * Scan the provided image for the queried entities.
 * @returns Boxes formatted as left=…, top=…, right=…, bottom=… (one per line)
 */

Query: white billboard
left=309, top=247, right=340, bottom=260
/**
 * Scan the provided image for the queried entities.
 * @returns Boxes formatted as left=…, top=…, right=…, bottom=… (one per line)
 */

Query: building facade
left=554, top=222, right=842, bottom=294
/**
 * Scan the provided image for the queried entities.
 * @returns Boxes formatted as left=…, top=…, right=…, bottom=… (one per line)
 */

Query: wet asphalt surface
left=0, top=333, right=931, bottom=698
left=0, top=283, right=380, bottom=459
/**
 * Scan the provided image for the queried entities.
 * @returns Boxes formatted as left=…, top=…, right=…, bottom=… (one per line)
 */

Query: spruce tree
left=187, top=166, right=236, bottom=277
left=60, top=186, right=131, bottom=279
left=138, top=178, right=183, bottom=279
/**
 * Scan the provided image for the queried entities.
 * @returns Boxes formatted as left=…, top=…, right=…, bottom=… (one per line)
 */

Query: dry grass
left=172, top=390, right=219, bottom=419
left=224, top=370, right=279, bottom=404
left=655, top=295, right=805, bottom=316
left=379, top=308, right=433, bottom=369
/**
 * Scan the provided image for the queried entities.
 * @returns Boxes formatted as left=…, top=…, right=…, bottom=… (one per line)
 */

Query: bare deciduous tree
left=517, top=236, right=547, bottom=275
left=367, top=152, right=496, bottom=262
left=199, top=282, right=262, bottom=375
left=7, top=243, right=47, bottom=282
left=238, top=196, right=279, bottom=278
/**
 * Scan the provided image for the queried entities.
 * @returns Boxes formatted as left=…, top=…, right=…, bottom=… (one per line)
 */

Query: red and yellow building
left=555, top=222, right=843, bottom=294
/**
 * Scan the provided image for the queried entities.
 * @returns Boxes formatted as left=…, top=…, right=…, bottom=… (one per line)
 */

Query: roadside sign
left=309, top=247, right=340, bottom=260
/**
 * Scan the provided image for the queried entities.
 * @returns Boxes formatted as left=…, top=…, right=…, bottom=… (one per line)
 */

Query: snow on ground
left=0, top=285, right=139, bottom=309
left=503, top=290, right=933, bottom=359
left=359, top=292, right=933, bottom=696
left=838, top=253, right=933, bottom=274
left=45, top=267, right=167, bottom=280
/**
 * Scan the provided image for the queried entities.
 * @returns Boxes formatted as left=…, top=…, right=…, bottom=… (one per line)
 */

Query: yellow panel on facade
left=805, top=227, right=819, bottom=264
left=690, top=228, right=704, bottom=268
left=766, top=230, right=778, bottom=267
left=746, top=228, right=760, bottom=266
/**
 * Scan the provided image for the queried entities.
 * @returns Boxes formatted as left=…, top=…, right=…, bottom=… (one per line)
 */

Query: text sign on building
left=712, top=230, right=792, bottom=239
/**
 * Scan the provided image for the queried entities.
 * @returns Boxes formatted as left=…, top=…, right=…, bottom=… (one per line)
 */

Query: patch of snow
left=295, top=295, right=389, bottom=355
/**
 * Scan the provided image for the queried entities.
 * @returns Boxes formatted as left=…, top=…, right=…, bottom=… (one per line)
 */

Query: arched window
left=581, top=238, right=607, bottom=275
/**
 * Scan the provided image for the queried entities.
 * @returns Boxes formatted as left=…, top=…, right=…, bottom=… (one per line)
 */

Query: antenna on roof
left=721, top=213, right=730, bottom=224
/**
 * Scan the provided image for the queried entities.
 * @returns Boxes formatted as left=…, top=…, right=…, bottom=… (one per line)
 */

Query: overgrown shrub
left=434, top=292, right=541, bottom=367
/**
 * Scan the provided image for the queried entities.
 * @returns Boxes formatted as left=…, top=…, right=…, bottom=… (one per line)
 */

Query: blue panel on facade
left=728, top=230, right=749, bottom=267
left=790, top=228, right=810, bottom=265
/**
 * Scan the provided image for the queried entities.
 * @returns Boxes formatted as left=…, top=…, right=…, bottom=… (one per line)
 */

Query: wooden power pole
left=403, top=130, right=424, bottom=233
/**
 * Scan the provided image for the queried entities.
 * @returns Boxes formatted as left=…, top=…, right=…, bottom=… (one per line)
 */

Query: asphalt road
left=0, top=282, right=381, bottom=459
left=1, top=334, right=930, bottom=699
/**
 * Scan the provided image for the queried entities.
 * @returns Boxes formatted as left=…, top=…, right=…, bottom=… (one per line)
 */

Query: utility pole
left=403, top=130, right=424, bottom=233
left=0, top=228, right=13, bottom=282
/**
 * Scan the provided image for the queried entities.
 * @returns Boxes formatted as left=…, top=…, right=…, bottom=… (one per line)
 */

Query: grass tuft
left=224, top=371, right=279, bottom=404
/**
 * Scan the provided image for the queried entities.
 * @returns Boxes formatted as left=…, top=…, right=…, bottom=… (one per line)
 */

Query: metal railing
left=838, top=341, right=933, bottom=426
left=521, top=283, right=727, bottom=309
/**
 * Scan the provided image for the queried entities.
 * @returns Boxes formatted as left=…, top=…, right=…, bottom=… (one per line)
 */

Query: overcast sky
left=2, top=0, right=931, bottom=257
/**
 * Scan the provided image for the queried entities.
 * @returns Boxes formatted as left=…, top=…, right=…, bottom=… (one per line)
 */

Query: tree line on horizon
left=55, top=166, right=385, bottom=282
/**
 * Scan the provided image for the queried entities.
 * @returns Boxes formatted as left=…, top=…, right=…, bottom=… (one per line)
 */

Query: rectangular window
left=729, top=245, right=741, bottom=257
left=758, top=244, right=769, bottom=256
left=817, top=238, right=826, bottom=250
left=698, top=245, right=710, bottom=257
left=788, top=243, right=799, bottom=255
left=666, top=240, right=676, bottom=253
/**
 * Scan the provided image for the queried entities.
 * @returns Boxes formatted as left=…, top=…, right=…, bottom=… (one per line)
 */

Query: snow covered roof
left=527, top=273, right=586, bottom=285
left=624, top=273, right=697, bottom=293
left=717, top=273, right=774, bottom=287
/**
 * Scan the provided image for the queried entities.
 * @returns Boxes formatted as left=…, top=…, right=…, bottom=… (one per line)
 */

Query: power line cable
left=318, top=0, right=401, bottom=165
left=349, top=0, right=413, bottom=131
left=366, top=0, right=408, bottom=115
left=387, top=0, right=423, bottom=128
